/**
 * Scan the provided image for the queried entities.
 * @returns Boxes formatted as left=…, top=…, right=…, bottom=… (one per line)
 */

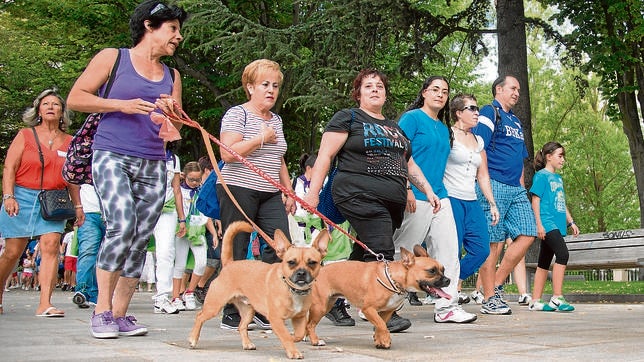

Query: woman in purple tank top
left=66, top=1, right=187, bottom=339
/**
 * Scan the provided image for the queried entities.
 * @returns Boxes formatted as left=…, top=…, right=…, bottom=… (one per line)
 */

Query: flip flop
left=35, top=306, right=65, bottom=317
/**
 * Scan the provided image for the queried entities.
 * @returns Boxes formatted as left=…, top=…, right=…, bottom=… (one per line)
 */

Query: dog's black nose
left=438, top=276, right=450, bottom=288
left=293, top=268, right=311, bottom=283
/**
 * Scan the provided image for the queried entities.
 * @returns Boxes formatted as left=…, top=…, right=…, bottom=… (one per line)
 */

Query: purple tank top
left=92, top=48, right=173, bottom=160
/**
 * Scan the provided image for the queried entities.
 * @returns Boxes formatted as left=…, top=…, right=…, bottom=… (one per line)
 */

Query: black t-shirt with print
left=324, top=108, right=411, bottom=205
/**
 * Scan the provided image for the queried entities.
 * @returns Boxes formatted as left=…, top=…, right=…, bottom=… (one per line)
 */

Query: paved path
left=1, top=289, right=642, bottom=361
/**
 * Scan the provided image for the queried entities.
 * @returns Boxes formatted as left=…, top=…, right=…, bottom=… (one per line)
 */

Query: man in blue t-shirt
left=471, top=75, right=537, bottom=315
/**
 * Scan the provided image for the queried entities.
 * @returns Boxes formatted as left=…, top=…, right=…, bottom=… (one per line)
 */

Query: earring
left=37, top=116, right=42, bottom=124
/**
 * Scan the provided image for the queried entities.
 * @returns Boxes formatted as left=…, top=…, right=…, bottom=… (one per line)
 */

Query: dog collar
left=376, top=261, right=404, bottom=295
left=282, top=276, right=313, bottom=296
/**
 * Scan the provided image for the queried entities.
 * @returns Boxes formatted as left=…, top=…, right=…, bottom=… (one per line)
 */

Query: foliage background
left=0, top=0, right=640, bottom=233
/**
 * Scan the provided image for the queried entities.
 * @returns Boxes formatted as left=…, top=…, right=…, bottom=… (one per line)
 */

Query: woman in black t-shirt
left=304, top=69, right=437, bottom=262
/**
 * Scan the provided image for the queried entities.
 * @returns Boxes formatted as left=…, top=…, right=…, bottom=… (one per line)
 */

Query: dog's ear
left=400, top=247, right=416, bottom=267
left=311, top=229, right=329, bottom=259
left=273, top=229, right=292, bottom=259
left=413, top=244, right=429, bottom=258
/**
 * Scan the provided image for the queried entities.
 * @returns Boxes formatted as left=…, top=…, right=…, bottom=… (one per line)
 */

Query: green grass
left=502, top=281, right=644, bottom=295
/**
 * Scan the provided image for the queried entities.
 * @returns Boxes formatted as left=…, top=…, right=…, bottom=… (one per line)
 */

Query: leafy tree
left=537, top=0, right=644, bottom=227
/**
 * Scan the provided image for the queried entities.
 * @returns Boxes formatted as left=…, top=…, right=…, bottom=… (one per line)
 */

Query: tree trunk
left=496, top=0, right=535, bottom=188
left=616, top=68, right=644, bottom=228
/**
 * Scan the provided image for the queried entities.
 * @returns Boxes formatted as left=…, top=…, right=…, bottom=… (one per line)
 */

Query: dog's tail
left=221, top=221, right=254, bottom=267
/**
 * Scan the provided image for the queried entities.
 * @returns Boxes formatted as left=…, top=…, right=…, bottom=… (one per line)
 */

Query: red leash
left=158, top=100, right=380, bottom=259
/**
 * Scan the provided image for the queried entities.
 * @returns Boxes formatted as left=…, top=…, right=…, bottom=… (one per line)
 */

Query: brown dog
left=304, top=245, right=450, bottom=349
left=187, top=221, right=329, bottom=359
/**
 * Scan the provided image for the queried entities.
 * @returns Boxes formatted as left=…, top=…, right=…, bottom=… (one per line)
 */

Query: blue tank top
left=92, top=48, right=174, bottom=160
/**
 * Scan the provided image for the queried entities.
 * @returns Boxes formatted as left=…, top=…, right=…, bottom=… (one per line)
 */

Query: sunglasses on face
left=461, top=105, right=479, bottom=112
left=186, top=177, right=201, bottom=183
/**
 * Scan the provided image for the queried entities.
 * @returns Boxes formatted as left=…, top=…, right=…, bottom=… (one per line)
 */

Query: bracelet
left=179, top=219, right=186, bottom=223
left=567, top=221, right=575, bottom=227
left=2, top=194, right=15, bottom=201
left=74, top=204, right=83, bottom=209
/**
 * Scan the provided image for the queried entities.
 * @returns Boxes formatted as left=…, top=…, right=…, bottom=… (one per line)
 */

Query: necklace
left=452, top=125, right=470, bottom=134
left=42, top=127, right=58, bottom=147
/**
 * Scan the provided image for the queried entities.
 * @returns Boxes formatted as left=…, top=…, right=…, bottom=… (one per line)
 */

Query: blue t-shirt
left=398, top=108, right=450, bottom=200
left=530, top=169, right=567, bottom=236
left=472, top=100, right=528, bottom=186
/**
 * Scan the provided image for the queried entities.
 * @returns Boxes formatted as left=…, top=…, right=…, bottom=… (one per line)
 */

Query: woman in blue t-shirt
left=529, top=141, right=580, bottom=312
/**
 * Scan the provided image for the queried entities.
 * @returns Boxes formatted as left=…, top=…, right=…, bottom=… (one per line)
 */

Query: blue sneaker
left=480, top=295, right=512, bottom=315
left=549, top=296, right=575, bottom=312
left=494, top=285, right=507, bottom=302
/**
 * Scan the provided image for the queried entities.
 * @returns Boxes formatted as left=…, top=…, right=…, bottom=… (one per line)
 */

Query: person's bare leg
left=197, top=266, right=214, bottom=289
left=111, top=276, right=139, bottom=318
left=95, top=268, right=119, bottom=314
left=551, top=263, right=566, bottom=297
left=495, top=235, right=535, bottom=287
left=187, top=274, right=202, bottom=292
left=0, top=238, right=28, bottom=314
left=507, top=237, right=528, bottom=295
left=513, top=257, right=528, bottom=295
left=36, top=233, right=63, bottom=314
left=481, top=242, right=503, bottom=300
left=532, top=267, right=548, bottom=301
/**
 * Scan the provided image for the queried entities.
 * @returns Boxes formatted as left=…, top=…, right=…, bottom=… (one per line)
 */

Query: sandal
left=35, top=306, right=65, bottom=317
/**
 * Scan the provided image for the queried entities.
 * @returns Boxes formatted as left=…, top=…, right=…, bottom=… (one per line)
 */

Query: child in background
left=529, top=142, right=580, bottom=312
left=171, top=162, right=216, bottom=311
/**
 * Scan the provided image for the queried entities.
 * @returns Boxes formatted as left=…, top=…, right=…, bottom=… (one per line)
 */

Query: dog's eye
left=426, top=267, right=436, bottom=275
left=307, top=260, right=319, bottom=268
left=287, top=260, right=297, bottom=267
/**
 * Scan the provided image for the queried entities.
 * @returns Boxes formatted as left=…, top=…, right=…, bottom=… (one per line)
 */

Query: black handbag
left=31, top=127, right=76, bottom=221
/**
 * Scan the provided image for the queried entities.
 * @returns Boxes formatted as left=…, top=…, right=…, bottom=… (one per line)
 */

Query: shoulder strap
left=100, top=49, right=122, bottom=99
left=489, top=103, right=502, bottom=151
left=31, top=127, right=45, bottom=191
left=169, top=67, right=176, bottom=82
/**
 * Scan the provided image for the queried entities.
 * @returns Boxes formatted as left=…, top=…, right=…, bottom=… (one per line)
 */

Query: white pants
left=173, top=236, right=207, bottom=278
left=393, top=198, right=460, bottom=312
left=153, top=211, right=177, bottom=298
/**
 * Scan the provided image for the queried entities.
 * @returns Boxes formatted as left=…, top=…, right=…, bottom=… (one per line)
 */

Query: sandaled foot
left=36, top=306, right=65, bottom=317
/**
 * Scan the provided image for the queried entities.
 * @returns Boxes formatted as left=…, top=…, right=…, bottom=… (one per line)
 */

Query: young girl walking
left=171, top=162, right=216, bottom=311
left=529, top=142, right=580, bottom=312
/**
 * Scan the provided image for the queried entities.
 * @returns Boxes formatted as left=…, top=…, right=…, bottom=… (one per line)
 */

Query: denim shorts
left=476, top=179, right=537, bottom=243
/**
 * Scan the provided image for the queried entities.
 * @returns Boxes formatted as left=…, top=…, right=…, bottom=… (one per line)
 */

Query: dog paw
left=314, top=339, right=326, bottom=346
left=286, top=349, right=304, bottom=359
left=242, top=342, right=256, bottom=350
left=187, top=338, right=197, bottom=349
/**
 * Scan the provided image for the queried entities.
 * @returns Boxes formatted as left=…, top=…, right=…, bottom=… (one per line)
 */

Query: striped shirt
left=218, top=105, right=287, bottom=192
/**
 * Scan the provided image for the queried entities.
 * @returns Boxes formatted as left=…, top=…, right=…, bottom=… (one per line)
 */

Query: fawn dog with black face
left=188, top=221, right=329, bottom=359
left=304, top=245, right=450, bottom=349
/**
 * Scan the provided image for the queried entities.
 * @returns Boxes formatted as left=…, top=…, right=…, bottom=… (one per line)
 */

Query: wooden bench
left=525, top=228, right=644, bottom=289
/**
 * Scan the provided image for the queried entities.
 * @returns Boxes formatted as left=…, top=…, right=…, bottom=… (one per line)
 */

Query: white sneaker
left=434, top=306, right=477, bottom=323
left=518, top=293, right=532, bottom=306
left=470, top=290, right=484, bottom=305
left=357, top=309, right=368, bottom=321
left=153, top=295, right=179, bottom=314
left=422, top=295, right=437, bottom=305
left=457, top=291, right=471, bottom=304
left=183, top=292, right=198, bottom=310
left=172, top=297, right=186, bottom=311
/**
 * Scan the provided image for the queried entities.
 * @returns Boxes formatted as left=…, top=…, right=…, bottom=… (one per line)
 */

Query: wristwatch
left=2, top=194, right=15, bottom=201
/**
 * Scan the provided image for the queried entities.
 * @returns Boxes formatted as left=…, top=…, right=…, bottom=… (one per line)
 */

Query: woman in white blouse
left=444, top=94, right=499, bottom=296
